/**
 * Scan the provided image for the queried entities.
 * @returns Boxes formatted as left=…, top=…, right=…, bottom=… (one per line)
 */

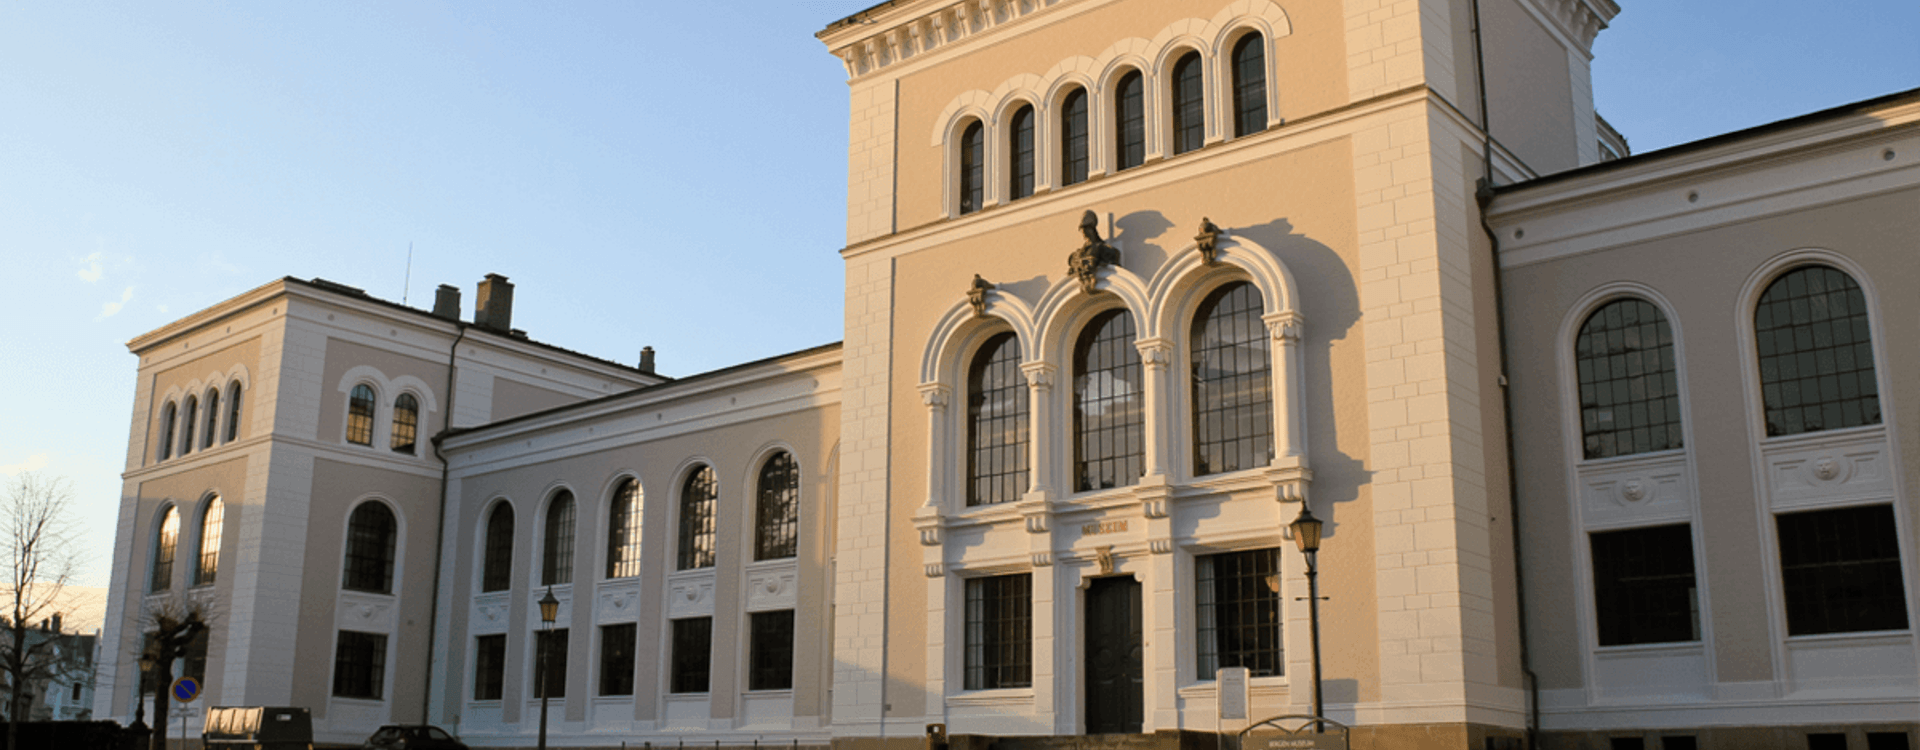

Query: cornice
left=819, top=0, right=1079, bottom=81
left=126, top=278, right=292, bottom=354
left=1515, top=0, right=1618, bottom=59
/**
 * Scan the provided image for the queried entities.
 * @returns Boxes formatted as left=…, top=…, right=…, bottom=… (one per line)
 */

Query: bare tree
left=0, top=472, right=84, bottom=748
left=138, top=595, right=212, bottom=750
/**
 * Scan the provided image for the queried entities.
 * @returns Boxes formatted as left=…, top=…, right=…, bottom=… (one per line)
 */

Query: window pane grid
left=332, top=630, right=387, bottom=700
left=391, top=394, right=419, bottom=454
left=1061, top=89, right=1089, bottom=185
left=968, top=334, right=1029, bottom=506
left=599, top=623, right=636, bottom=696
left=1075, top=310, right=1144, bottom=491
left=158, top=403, right=176, bottom=461
left=1590, top=524, right=1699, bottom=646
left=226, top=383, right=243, bottom=442
left=482, top=504, right=514, bottom=592
left=670, top=617, right=713, bottom=693
left=749, top=610, right=796, bottom=691
left=346, top=385, right=375, bottom=445
left=1116, top=72, right=1144, bottom=170
left=1576, top=299, right=1683, bottom=459
left=606, top=480, right=643, bottom=578
left=1172, top=53, right=1204, bottom=155
left=535, top=629, right=568, bottom=698
left=964, top=574, right=1032, bottom=690
left=1777, top=504, right=1909, bottom=635
left=202, top=390, right=220, bottom=450
left=1756, top=266, right=1881, bottom=437
left=1231, top=35, right=1267, bottom=137
left=756, top=453, right=800, bottom=561
left=678, top=467, right=718, bottom=570
left=1009, top=106, right=1035, bottom=200
left=152, top=508, right=179, bottom=592
left=1196, top=548, right=1282, bottom=677
left=543, top=492, right=575, bottom=586
left=960, top=121, right=984, bottom=214
left=473, top=634, right=505, bottom=700
left=1191, top=283, right=1273, bottom=476
left=344, top=503, right=396, bottom=593
left=181, top=396, right=198, bottom=455
left=196, top=498, right=223, bottom=587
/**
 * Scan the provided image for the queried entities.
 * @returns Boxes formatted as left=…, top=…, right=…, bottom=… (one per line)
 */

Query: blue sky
left=2, top=1, right=1914, bottom=589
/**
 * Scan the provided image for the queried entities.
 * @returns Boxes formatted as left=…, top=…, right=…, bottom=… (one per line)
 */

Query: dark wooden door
left=1085, top=576, right=1143, bottom=734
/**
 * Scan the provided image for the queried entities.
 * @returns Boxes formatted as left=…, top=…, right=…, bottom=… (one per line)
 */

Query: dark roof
left=818, top=0, right=902, bottom=38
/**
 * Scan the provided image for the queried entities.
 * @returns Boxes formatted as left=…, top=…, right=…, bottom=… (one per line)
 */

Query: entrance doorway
left=1084, top=575, right=1143, bottom=734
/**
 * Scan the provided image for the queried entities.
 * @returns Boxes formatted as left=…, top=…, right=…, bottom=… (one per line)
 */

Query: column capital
left=1020, top=362, right=1057, bottom=392
left=1135, top=337, right=1175, bottom=370
left=918, top=382, right=952, bottom=409
left=1264, top=311, right=1305, bottom=343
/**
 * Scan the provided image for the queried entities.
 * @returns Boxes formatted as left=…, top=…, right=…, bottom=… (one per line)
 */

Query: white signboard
left=1217, top=667, right=1250, bottom=721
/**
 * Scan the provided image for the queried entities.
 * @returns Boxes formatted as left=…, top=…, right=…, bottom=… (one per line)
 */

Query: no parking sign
left=170, top=676, right=200, bottom=703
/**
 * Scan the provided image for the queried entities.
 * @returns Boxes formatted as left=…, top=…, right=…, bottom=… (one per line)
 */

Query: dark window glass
left=180, top=395, right=198, bottom=455
left=481, top=503, right=514, bottom=592
left=473, top=634, right=505, bottom=700
left=158, top=402, right=176, bottom=461
left=1074, top=309, right=1144, bottom=491
left=670, top=617, right=713, bottom=693
left=1060, top=88, right=1089, bottom=185
left=1756, top=265, right=1882, bottom=436
left=1196, top=548, right=1282, bottom=677
left=967, top=333, right=1029, bottom=506
left=959, top=120, right=985, bottom=215
left=964, top=574, right=1032, bottom=690
left=678, top=467, right=717, bottom=570
left=151, top=506, right=178, bottom=592
left=756, top=452, right=800, bottom=560
left=1191, top=282, right=1273, bottom=476
left=1231, top=33, right=1267, bottom=137
left=1867, top=732, right=1913, bottom=750
left=534, top=628, right=568, bottom=699
left=606, top=480, right=643, bottom=579
left=182, top=628, right=209, bottom=684
left=542, top=491, right=575, bottom=586
left=599, top=623, right=636, bottom=696
left=1663, top=737, right=1698, bottom=750
left=202, top=389, right=220, bottom=450
left=332, top=630, right=387, bottom=699
left=346, top=384, right=376, bottom=446
left=195, top=497, right=223, bottom=587
left=1115, top=71, right=1145, bottom=169
left=1171, top=51, right=1205, bottom=154
left=1808, top=734, right=1848, bottom=750
left=226, top=382, right=244, bottom=442
left=343, top=502, right=396, bottom=593
left=1777, top=504, right=1909, bottom=635
left=1608, top=739, right=1645, bottom=750
left=1590, top=524, right=1699, bottom=646
left=1576, top=299, right=1683, bottom=459
left=391, top=393, right=419, bottom=454
left=749, top=610, right=796, bottom=691
left=1009, top=105, right=1035, bottom=200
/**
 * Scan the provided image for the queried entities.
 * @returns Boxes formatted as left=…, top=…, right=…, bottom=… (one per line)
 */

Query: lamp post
left=1288, top=505, right=1325, bottom=731
left=537, top=586, right=560, bottom=750
left=133, top=652, right=154, bottom=732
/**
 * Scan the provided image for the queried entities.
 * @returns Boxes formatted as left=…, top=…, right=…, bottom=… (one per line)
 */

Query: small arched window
left=1075, top=310, right=1144, bottom=491
left=346, top=384, right=376, bottom=446
left=756, top=452, right=800, bottom=561
left=180, top=395, right=199, bottom=456
left=1756, top=265, right=1882, bottom=436
left=157, top=402, right=177, bottom=461
left=195, top=497, right=224, bottom=587
left=1231, top=33, right=1267, bottom=137
left=1576, top=299, right=1682, bottom=459
left=542, top=491, right=576, bottom=586
left=343, top=502, right=397, bottom=594
left=1171, top=51, right=1205, bottom=154
left=1060, top=87, right=1089, bottom=186
left=481, top=503, right=514, bottom=592
left=1191, top=282, right=1273, bottom=476
left=1115, top=71, right=1145, bottom=170
left=225, top=382, right=244, bottom=443
left=152, top=506, right=179, bottom=592
left=391, top=393, right=419, bottom=455
left=1008, top=105, right=1036, bottom=201
left=202, top=388, right=220, bottom=450
left=968, top=332, right=1029, bottom=506
left=678, top=467, right=717, bottom=570
left=959, top=120, right=985, bottom=215
left=606, top=479, right=643, bottom=579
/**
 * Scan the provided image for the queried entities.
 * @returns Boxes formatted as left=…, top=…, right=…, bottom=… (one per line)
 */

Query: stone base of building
left=1539, top=724, right=1918, bottom=750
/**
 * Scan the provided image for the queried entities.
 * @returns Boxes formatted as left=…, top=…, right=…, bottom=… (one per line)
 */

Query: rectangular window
left=332, top=630, right=387, bottom=700
left=1778, top=504, right=1910, bottom=635
left=599, top=623, right=636, bottom=696
left=534, top=629, right=568, bottom=699
left=748, top=610, right=795, bottom=691
left=1867, top=732, right=1913, bottom=750
left=671, top=617, right=713, bottom=693
left=964, top=574, right=1032, bottom=690
left=1591, top=524, right=1700, bottom=646
left=1196, top=548, right=1282, bottom=677
left=473, top=634, right=505, bottom=701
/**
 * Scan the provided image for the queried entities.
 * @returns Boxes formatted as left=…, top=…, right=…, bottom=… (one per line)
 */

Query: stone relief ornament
left=1067, top=210, right=1121, bottom=295
left=1195, top=217, right=1223, bottom=265
left=1812, top=457, right=1841, bottom=481
left=1096, top=545, right=1114, bottom=575
left=1620, top=480, right=1649, bottom=503
left=968, top=274, right=995, bottom=318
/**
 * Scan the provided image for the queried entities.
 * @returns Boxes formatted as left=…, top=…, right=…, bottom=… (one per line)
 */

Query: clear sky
left=2, top=1, right=1914, bottom=588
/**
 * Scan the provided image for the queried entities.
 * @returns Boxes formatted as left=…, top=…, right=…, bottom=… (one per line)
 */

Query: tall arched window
left=180, top=395, right=199, bottom=456
left=1171, top=51, right=1205, bottom=154
left=343, top=502, right=397, bottom=593
left=1191, top=282, right=1273, bottom=476
left=678, top=467, right=717, bottom=570
left=391, top=393, right=419, bottom=455
left=225, top=382, right=244, bottom=442
left=542, top=491, right=576, bottom=586
left=1231, top=33, right=1267, bottom=137
left=1075, top=310, right=1144, bottom=491
left=756, top=452, right=800, bottom=560
left=151, top=506, right=179, bottom=592
left=606, top=479, right=643, bottom=579
left=1115, top=71, right=1145, bottom=170
left=346, top=384, right=376, bottom=446
left=968, top=333, right=1029, bottom=506
left=481, top=503, right=514, bottom=592
left=1060, top=87, right=1089, bottom=186
left=1008, top=105, right=1036, bottom=201
left=157, top=402, right=177, bottom=461
left=202, top=388, right=220, bottom=450
left=195, top=497, right=223, bottom=587
left=1576, top=298, right=1682, bottom=459
left=1756, top=265, right=1881, bottom=436
left=959, top=120, right=985, bottom=215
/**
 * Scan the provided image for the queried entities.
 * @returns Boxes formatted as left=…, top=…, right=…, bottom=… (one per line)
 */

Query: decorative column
left=1134, top=338, right=1175, bottom=481
left=917, top=383, right=952, bottom=723
left=1021, top=362, right=1058, bottom=500
left=1263, top=312, right=1311, bottom=502
left=1018, top=361, right=1059, bottom=726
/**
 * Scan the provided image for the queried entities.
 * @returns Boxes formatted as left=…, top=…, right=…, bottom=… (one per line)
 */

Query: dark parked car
left=360, top=725, right=469, bottom=750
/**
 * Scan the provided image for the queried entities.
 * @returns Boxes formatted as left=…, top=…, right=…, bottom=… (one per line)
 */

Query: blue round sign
left=170, top=676, right=200, bottom=703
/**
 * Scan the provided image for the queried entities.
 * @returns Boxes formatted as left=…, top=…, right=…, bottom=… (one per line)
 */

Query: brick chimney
left=639, top=346, right=656, bottom=375
left=474, top=274, right=514, bottom=331
left=431, top=284, right=461, bottom=321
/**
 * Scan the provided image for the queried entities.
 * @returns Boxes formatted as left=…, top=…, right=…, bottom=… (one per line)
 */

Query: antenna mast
left=403, top=241, right=414, bottom=305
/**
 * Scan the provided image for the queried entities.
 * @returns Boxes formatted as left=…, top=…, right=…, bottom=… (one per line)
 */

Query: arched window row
left=148, top=494, right=230, bottom=593
left=153, top=378, right=247, bottom=463
left=336, top=376, right=432, bottom=457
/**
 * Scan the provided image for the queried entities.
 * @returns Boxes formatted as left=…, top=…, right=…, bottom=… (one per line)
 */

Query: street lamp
left=133, top=652, right=155, bottom=730
left=1288, top=504, right=1325, bottom=731
left=537, top=586, right=560, bottom=750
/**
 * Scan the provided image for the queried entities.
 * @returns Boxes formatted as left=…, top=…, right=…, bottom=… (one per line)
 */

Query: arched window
left=1074, top=310, right=1144, bottom=491
left=1576, top=299, right=1682, bottom=459
left=756, top=452, right=800, bottom=561
left=481, top=503, right=514, bottom=592
left=1060, top=87, right=1089, bottom=186
left=1231, top=33, right=1267, bottom=137
left=678, top=467, right=717, bottom=570
left=1115, top=71, right=1145, bottom=170
left=542, top=490, right=576, bottom=586
left=1191, top=282, right=1273, bottom=476
left=151, top=506, right=179, bottom=592
left=968, top=333, right=1029, bottom=506
left=606, top=479, right=643, bottom=579
left=1171, top=51, right=1205, bottom=154
left=391, top=393, right=419, bottom=455
left=157, top=402, right=177, bottom=461
left=1756, top=265, right=1881, bottom=436
left=343, top=502, right=396, bottom=593
left=195, top=497, right=223, bottom=587
left=202, top=388, right=220, bottom=451
left=959, top=120, right=985, bottom=215
left=346, top=384, right=376, bottom=446
left=180, top=395, right=199, bottom=456
left=225, top=382, right=244, bottom=443
left=1008, top=105, right=1035, bottom=201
